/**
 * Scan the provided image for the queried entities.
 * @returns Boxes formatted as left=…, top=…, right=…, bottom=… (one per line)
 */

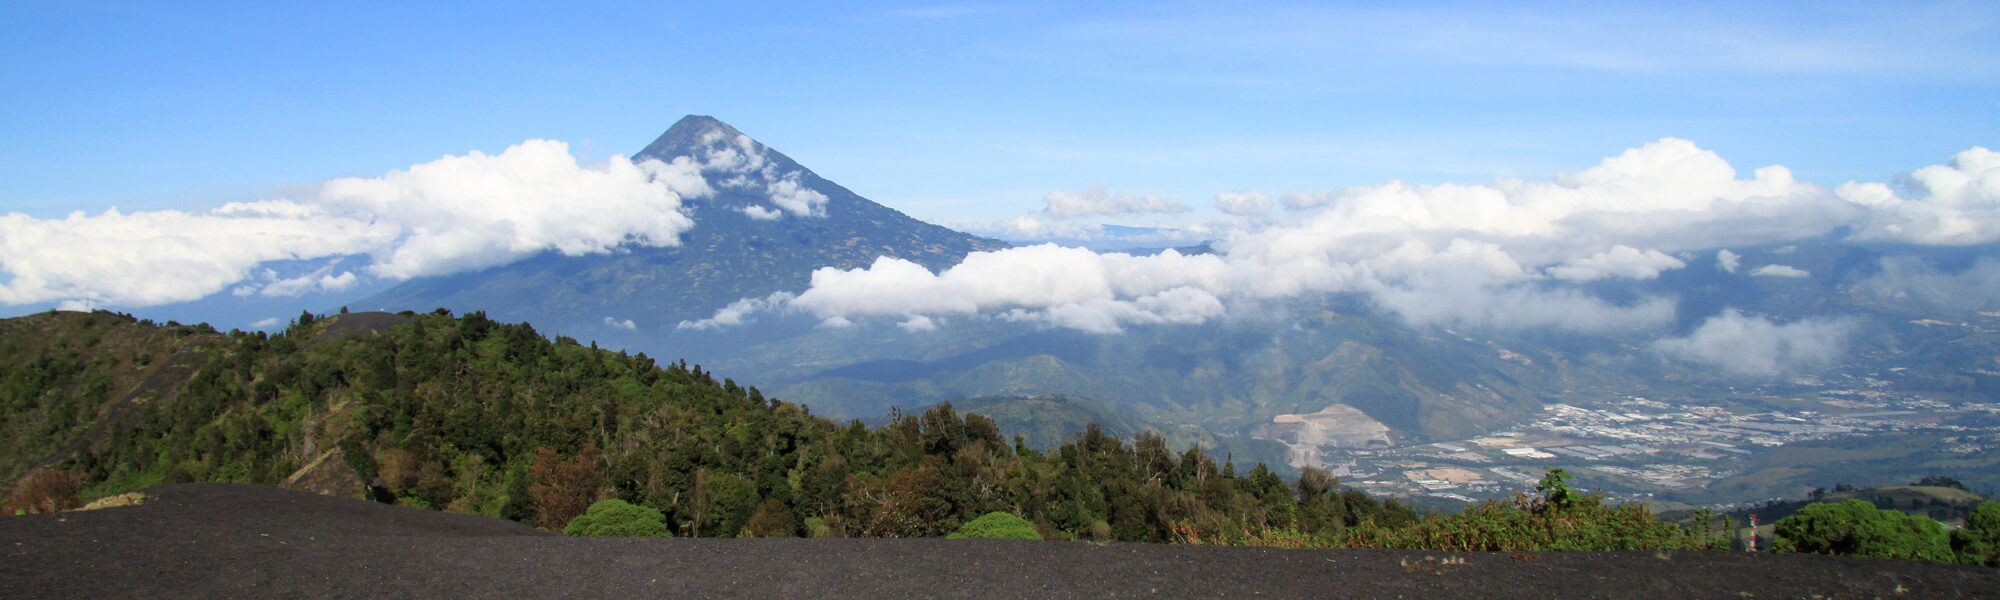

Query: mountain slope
left=356, top=115, right=1004, bottom=340
left=0, top=310, right=1415, bottom=544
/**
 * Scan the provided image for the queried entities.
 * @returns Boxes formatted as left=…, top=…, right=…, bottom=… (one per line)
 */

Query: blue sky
left=5, top=1, right=1994, bottom=226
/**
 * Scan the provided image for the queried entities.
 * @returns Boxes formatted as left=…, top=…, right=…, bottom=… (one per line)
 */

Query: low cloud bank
left=13, top=131, right=1997, bottom=376
left=2, top=140, right=710, bottom=307
left=1653, top=310, right=1857, bottom=377
left=1860, top=256, right=2000, bottom=313
left=697, top=138, right=1993, bottom=346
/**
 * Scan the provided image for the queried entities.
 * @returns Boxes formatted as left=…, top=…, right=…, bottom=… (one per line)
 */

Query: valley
left=1320, top=366, right=2000, bottom=508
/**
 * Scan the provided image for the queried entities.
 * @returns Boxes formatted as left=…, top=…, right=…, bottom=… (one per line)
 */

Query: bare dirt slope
left=4, top=484, right=1997, bottom=599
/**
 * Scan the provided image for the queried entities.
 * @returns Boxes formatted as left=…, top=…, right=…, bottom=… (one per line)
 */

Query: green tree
left=741, top=498, right=798, bottom=537
left=1952, top=501, right=2000, bottom=566
left=564, top=499, right=670, bottom=537
left=1772, top=499, right=1953, bottom=562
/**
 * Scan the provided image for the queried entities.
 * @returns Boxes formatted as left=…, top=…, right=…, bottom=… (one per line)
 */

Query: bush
left=531, top=444, right=604, bottom=530
left=1340, top=469, right=1722, bottom=552
left=1952, top=501, right=2000, bottom=566
left=564, top=499, right=670, bottom=537
left=947, top=512, right=1042, bottom=540
left=3, top=469, right=87, bottom=514
left=741, top=499, right=798, bottom=538
left=1772, top=499, right=1953, bottom=562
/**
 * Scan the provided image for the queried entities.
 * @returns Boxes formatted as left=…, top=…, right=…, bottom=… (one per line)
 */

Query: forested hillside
left=1, top=309, right=1421, bottom=541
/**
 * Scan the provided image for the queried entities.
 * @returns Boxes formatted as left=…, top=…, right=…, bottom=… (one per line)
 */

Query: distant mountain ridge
left=356, top=115, right=1004, bottom=341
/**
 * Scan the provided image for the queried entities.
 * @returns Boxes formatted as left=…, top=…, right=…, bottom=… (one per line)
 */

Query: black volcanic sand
left=4, top=484, right=1996, bottom=599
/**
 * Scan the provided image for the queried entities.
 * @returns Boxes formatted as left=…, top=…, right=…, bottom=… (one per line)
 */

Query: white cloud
left=1215, top=191, right=1273, bottom=216
left=322, top=140, right=708, bottom=280
left=694, top=138, right=2000, bottom=339
left=250, top=317, right=282, bottom=328
left=603, top=317, right=638, bottom=330
left=696, top=131, right=769, bottom=175
left=677, top=292, right=795, bottom=330
left=693, top=137, right=1915, bottom=335
left=710, top=234, right=1668, bottom=334
left=0, top=140, right=710, bottom=308
left=1279, top=189, right=1337, bottom=210
left=682, top=244, right=1243, bottom=334
left=685, top=125, right=830, bottom=220
left=1844, top=147, right=2000, bottom=245
left=1750, top=264, right=1809, bottom=278
left=1368, top=278, right=1676, bottom=333
left=1041, top=185, right=1187, bottom=218
left=1654, top=310, right=1856, bottom=377
left=1716, top=249, right=1741, bottom=273
left=980, top=216, right=1095, bottom=240
left=1546, top=245, right=1685, bottom=282
left=0, top=205, right=392, bottom=306
left=247, top=260, right=362, bottom=298
left=1255, top=139, right=1851, bottom=252
left=766, top=177, right=831, bottom=217
left=1025, top=287, right=1227, bottom=334
left=258, top=269, right=358, bottom=298
left=1859, top=256, right=2000, bottom=313
left=897, top=315, right=938, bottom=332
left=960, top=216, right=1213, bottom=247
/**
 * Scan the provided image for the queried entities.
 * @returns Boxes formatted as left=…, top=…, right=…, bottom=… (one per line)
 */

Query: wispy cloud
left=1040, top=185, right=1186, bottom=218
left=1751, top=264, right=1811, bottom=278
left=1214, top=191, right=1272, bottom=217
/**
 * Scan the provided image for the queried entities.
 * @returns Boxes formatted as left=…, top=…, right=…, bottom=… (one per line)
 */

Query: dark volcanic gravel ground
left=4, top=484, right=1997, bottom=599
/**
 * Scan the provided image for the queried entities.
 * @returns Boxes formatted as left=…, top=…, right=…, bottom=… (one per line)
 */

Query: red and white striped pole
left=1748, top=514, right=1759, bottom=552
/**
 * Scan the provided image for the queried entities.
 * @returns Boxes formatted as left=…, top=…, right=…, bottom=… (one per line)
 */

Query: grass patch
left=77, top=492, right=147, bottom=511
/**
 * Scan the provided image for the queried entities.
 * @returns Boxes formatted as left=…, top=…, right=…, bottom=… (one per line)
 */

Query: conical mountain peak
left=636, top=115, right=759, bottom=164
left=358, top=115, right=1006, bottom=340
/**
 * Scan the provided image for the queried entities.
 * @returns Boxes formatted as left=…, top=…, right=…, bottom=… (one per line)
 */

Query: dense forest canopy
left=0, top=309, right=1422, bottom=542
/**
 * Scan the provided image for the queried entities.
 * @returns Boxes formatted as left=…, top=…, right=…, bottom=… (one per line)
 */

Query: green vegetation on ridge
left=1, top=309, right=1426, bottom=542
left=1, top=309, right=1814, bottom=556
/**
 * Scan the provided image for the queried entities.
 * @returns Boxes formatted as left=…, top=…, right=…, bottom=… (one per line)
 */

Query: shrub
left=804, top=516, right=837, bottom=538
left=78, top=492, right=148, bottom=511
left=1771, top=499, right=1953, bottom=562
left=1952, top=501, right=2000, bottom=566
left=1340, top=469, right=1723, bottom=552
left=947, top=511, right=1042, bottom=540
left=564, top=499, right=670, bottom=537
left=338, top=438, right=378, bottom=482
left=1170, top=521, right=1316, bottom=548
left=3, top=469, right=87, bottom=514
left=531, top=444, right=604, bottom=530
left=742, top=499, right=798, bottom=538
